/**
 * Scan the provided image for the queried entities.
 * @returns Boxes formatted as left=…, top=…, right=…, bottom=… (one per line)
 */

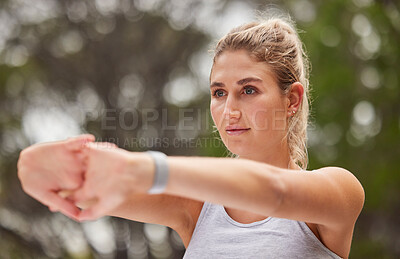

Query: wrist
left=124, top=151, right=154, bottom=193
left=146, top=151, right=169, bottom=194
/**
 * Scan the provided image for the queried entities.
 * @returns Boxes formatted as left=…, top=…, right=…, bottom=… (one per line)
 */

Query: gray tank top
left=183, top=201, right=343, bottom=258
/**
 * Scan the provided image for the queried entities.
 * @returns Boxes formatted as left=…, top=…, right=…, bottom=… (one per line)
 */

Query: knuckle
left=17, top=159, right=30, bottom=184
left=19, top=182, right=29, bottom=194
left=18, top=149, right=30, bottom=165
left=64, top=178, right=81, bottom=190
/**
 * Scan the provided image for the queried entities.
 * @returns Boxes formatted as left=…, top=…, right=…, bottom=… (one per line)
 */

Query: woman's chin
left=221, top=137, right=257, bottom=156
left=225, top=144, right=252, bottom=157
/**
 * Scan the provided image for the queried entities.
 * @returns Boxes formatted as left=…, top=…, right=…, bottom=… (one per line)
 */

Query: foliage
left=0, top=0, right=399, bottom=258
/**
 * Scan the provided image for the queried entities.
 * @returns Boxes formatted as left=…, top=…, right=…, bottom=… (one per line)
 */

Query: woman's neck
left=237, top=141, right=300, bottom=170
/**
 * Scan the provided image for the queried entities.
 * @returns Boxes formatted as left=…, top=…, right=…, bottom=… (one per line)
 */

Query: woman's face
left=210, top=49, right=290, bottom=157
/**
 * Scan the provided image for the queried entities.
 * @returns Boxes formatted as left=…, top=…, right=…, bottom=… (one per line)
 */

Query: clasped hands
left=17, top=134, right=155, bottom=222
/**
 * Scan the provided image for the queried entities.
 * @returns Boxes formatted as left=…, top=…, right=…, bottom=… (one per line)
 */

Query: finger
left=58, top=189, right=74, bottom=199
left=76, top=198, right=98, bottom=210
left=57, top=189, right=85, bottom=201
left=81, top=142, right=94, bottom=158
left=68, top=193, right=98, bottom=210
left=75, top=152, right=87, bottom=167
left=48, top=206, right=58, bottom=213
left=45, top=192, right=81, bottom=221
left=79, top=142, right=99, bottom=164
left=71, top=142, right=95, bottom=176
left=84, top=142, right=119, bottom=152
left=68, top=187, right=95, bottom=204
left=66, top=134, right=95, bottom=152
left=74, top=145, right=92, bottom=174
left=60, top=189, right=98, bottom=209
left=96, top=142, right=118, bottom=149
left=78, top=195, right=124, bottom=222
left=59, top=172, right=85, bottom=190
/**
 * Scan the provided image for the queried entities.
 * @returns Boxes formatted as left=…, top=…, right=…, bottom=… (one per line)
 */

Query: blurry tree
left=0, top=0, right=211, bottom=258
left=0, top=0, right=399, bottom=258
left=293, top=1, right=400, bottom=258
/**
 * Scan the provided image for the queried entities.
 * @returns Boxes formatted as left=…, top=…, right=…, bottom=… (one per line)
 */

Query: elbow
left=348, top=171, right=365, bottom=220
left=328, top=167, right=366, bottom=225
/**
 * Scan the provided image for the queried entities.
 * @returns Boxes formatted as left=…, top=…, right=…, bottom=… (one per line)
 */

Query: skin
left=70, top=142, right=155, bottom=221
left=17, top=50, right=364, bottom=259
left=209, top=49, right=302, bottom=168
left=17, top=134, right=95, bottom=220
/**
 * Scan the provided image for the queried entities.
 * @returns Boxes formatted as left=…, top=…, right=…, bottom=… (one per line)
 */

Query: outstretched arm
left=165, top=156, right=365, bottom=228
left=159, top=156, right=364, bottom=259
left=76, top=144, right=364, bottom=229
left=74, top=143, right=364, bottom=258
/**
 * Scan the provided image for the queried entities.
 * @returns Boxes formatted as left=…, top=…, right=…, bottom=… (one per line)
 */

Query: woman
left=18, top=15, right=364, bottom=259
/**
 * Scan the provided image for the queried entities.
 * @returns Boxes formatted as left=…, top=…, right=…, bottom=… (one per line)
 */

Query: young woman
left=18, top=15, right=364, bottom=259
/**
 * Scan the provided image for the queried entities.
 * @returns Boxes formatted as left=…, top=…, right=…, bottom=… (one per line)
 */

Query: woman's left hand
left=72, top=142, right=155, bottom=221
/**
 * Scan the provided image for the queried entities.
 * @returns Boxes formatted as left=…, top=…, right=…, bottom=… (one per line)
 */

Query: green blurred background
left=0, top=0, right=399, bottom=258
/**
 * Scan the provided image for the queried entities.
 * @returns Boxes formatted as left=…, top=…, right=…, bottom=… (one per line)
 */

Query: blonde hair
left=211, top=13, right=311, bottom=170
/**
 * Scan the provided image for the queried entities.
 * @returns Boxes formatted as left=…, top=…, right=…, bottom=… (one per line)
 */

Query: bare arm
left=76, top=145, right=364, bottom=255
left=162, top=156, right=364, bottom=258
left=164, top=157, right=365, bottom=228
left=108, top=192, right=201, bottom=248
left=108, top=192, right=196, bottom=229
left=78, top=150, right=364, bottom=229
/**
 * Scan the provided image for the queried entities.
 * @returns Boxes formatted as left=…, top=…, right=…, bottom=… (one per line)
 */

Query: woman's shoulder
left=307, top=166, right=359, bottom=178
left=306, top=166, right=365, bottom=203
left=297, top=167, right=362, bottom=258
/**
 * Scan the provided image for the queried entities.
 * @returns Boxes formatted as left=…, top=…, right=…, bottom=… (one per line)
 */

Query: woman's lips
left=225, top=128, right=250, bottom=136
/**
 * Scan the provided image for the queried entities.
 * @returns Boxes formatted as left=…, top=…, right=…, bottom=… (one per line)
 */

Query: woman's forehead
left=210, top=51, right=277, bottom=84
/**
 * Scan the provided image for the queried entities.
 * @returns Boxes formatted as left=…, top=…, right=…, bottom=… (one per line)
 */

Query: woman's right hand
left=17, top=134, right=95, bottom=220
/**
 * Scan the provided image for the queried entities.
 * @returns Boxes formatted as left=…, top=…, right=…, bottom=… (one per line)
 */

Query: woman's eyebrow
left=237, top=77, right=262, bottom=85
left=210, top=82, right=225, bottom=89
left=210, top=77, right=262, bottom=89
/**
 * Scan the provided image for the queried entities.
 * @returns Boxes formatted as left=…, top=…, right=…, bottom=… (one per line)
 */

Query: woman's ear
left=287, top=82, right=304, bottom=117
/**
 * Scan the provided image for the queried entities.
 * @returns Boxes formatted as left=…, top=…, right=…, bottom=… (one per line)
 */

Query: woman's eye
left=244, top=87, right=256, bottom=95
left=213, top=89, right=225, bottom=97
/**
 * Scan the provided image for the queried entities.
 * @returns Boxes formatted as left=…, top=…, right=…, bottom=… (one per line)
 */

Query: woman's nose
left=223, top=98, right=241, bottom=120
